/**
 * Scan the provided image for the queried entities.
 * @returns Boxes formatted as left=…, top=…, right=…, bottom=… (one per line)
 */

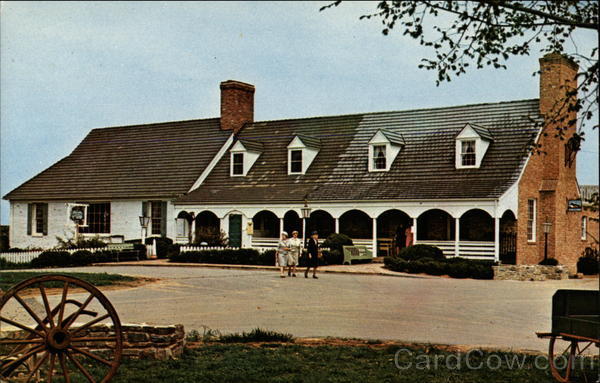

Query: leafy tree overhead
left=321, top=1, right=599, bottom=152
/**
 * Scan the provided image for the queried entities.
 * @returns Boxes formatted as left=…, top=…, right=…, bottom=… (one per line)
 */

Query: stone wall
left=493, top=264, right=570, bottom=281
left=0, top=323, right=185, bottom=361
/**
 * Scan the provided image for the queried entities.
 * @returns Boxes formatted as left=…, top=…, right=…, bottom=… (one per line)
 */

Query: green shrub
left=384, top=253, right=494, bottom=279
left=0, top=258, right=32, bottom=270
left=538, top=258, right=559, bottom=266
left=218, top=328, right=294, bottom=343
left=145, top=237, right=173, bottom=259
left=322, top=233, right=353, bottom=256
left=31, top=251, right=71, bottom=268
left=577, top=247, right=599, bottom=275
left=170, top=248, right=274, bottom=266
left=55, top=235, right=107, bottom=249
left=398, top=245, right=445, bottom=261
left=70, top=250, right=94, bottom=266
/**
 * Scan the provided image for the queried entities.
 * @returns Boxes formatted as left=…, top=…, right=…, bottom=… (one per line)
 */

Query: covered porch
left=173, top=202, right=518, bottom=262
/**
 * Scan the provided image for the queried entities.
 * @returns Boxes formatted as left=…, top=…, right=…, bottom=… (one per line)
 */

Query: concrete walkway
left=5, top=264, right=596, bottom=352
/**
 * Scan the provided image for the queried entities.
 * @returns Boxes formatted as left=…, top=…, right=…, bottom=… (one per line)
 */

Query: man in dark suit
left=305, top=231, right=320, bottom=279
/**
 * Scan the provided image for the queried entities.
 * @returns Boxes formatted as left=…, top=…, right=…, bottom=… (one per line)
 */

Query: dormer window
left=232, top=153, right=244, bottom=175
left=230, top=139, right=262, bottom=177
left=372, top=145, right=387, bottom=170
left=368, top=129, right=405, bottom=172
left=460, top=140, right=476, bottom=166
left=290, top=150, right=303, bottom=174
left=287, top=134, right=320, bottom=175
left=455, top=123, right=493, bottom=169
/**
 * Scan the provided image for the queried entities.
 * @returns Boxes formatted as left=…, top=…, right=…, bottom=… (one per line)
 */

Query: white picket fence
left=0, top=247, right=108, bottom=265
left=181, top=245, right=277, bottom=253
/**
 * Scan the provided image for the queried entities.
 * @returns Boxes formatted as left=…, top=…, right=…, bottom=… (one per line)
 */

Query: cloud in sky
left=1, top=1, right=598, bottom=224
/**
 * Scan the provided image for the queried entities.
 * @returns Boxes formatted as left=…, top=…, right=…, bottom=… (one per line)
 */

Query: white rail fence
left=417, top=241, right=495, bottom=259
left=0, top=247, right=108, bottom=265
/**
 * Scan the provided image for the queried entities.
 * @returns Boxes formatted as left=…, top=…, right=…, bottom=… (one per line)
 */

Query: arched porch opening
left=417, top=209, right=455, bottom=241
left=283, top=210, right=303, bottom=238
left=175, top=211, right=194, bottom=243
left=500, top=210, right=517, bottom=264
left=194, top=211, right=222, bottom=246
left=252, top=210, right=279, bottom=238
left=307, top=210, right=335, bottom=239
left=460, top=209, right=494, bottom=241
left=339, top=209, right=372, bottom=241
left=377, top=209, right=412, bottom=256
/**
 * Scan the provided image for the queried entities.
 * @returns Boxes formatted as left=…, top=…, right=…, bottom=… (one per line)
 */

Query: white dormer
left=368, top=129, right=405, bottom=172
left=230, top=139, right=262, bottom=177
left=287, top=135, right=320, bottom=175
left=455, top=123, right=493, bottom=169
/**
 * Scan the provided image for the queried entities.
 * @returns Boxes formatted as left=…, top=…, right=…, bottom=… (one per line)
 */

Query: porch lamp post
left=301, top=201, right=312, bottom=246
left=139, top=216, right=150, bottom=244
left=542, top=222, right=552, bottom=262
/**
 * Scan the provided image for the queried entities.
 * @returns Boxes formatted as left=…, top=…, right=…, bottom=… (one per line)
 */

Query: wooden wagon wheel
left=0, top=274, right=123, bottom=382
left=548, top=335, right=596, bottom=383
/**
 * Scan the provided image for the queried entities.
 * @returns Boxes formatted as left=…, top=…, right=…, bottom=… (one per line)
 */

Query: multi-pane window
left=232, top=153, right=244, bottom=175
left=80, top=203, right=110, bottom=234
left=30, top=203, right=47, bottom=236
left=151, top=201, right=163, bottom=235
left=373, top=145, right=386, bottom=170
left=527, top=199, right=536, bottom=241
left=461, top=140, right=476, bottom=166
left=582, top=216, right=587, bottom=240
left=290, top=150, right=303, bottom=173
left=34, top=205, right=45, bottom=234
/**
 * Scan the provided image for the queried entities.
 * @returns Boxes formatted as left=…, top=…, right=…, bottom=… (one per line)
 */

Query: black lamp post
left=543, top=222, right=552, bottom=261
left=139, top=216, right=150, bottom=244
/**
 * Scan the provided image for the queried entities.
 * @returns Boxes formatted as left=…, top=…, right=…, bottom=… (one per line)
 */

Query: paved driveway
left=4, top=266, right=598, bottom=351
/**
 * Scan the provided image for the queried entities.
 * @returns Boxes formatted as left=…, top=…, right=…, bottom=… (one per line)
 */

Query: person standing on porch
left=276, top=232, right=290, bottom=278
left=405, top=225, right=414, bottom=248
left=287, top=230, right=302, bottom=277
left=305, top=231, right=320, bottom=279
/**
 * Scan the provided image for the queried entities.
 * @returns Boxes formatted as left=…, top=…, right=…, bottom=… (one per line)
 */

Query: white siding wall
left=9, top=200, right=177, bottom=249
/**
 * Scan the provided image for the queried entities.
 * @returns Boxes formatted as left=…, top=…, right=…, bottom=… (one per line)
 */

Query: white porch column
left=412, top=217, right=418, bottom=245
left=372, top=218, right=377, bottom=257
left=280, top=218, right=284, bottom=236
left=494, top=217, right=500, bottom=262
left=190, top=216, right=196, bottom=244
left=335, top=218, right=340, bottom=233
left=454, top=217, right=460, bottom=258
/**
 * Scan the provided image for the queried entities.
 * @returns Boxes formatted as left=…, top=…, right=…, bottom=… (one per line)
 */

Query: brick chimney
left=220, top=80, right=255, bottom=133
left=538, top=53, right=579, bottom=180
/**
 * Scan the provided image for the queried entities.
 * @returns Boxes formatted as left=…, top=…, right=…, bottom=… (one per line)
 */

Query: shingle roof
left=4, top=118, right=231, bottom=201
left=177, top=99, right=542, bottom=204
left=468, top=123, right=494, bottom=141
left=237, top=139, right=264, bottom=152
left=380, top=130, right=406, bottom=146
left=294, top=134, right=321, bottom=149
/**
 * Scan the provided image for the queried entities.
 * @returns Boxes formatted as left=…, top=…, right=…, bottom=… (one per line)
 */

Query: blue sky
left=1, top=1, right=598, bottom=224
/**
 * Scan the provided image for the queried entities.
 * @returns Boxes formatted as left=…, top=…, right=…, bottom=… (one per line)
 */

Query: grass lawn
left=0, top=271, right=136, bottom=291
left=53, top=343, right=597, bottom=383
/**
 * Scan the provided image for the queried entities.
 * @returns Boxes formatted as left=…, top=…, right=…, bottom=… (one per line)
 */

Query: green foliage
left=0, top=271, right=135, bottom=291
left=55, top=234, right=107, bottom=249
left=322, top=233, right=353, bottom=253
left=577, top=247, right=599, bottom=275
left=193, top=227, right=228, bottom=247
left=70, top=342, right=594, bottom=382
left=538, top=258, right=559, bottom=266
left=0, top=258, right=32, bottom=270
left=384, top=252, right=495, bottom=279
left=29, top=247, right=146, bottom=268
left=398, top=244, right=445, bottom=261
left=145, top=236, right=174, bottom=259
left=170, top=249, right=274, bottom=266
left=218, top=328, right=294, bottom=343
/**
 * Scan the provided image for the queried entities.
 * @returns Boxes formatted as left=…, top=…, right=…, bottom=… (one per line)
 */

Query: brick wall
left=516, top=53, right=584, bottom=271
left=220, top=80, right=255, bottom=133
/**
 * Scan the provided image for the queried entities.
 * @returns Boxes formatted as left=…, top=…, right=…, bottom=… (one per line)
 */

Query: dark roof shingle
left=4, top=118, right=230, bottom=200
left=177, top=99, right=542, bottom=204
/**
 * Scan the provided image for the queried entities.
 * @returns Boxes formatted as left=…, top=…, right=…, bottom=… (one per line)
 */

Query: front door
left=229, top=215, right=242, bottom=248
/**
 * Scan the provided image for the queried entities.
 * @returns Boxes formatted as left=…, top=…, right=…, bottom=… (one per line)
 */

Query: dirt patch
left=16, top=277, right=160, bottom=297
left=186, top=337, right=546, bottom=355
